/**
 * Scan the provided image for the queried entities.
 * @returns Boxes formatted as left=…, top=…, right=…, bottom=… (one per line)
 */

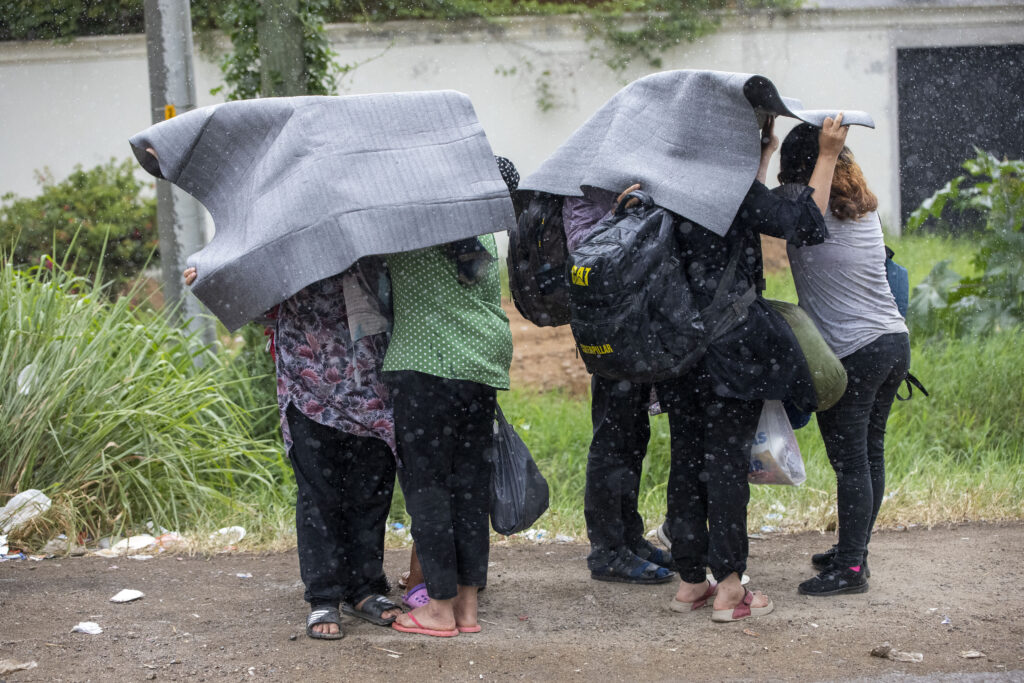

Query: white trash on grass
left=210, top=526, right=246, bottom=545
left=16, top=363, right=37, bottom=396
left=94, top=534, right=158, bottom=557
left=41, top=534, right=88, bottom=556
left=0, top=489, right=52, bottom=534
left=155, top=531, right=186, bottom=549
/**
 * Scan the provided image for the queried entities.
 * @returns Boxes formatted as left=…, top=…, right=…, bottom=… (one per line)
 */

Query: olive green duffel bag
left=766, top=299, right=847, bottom=412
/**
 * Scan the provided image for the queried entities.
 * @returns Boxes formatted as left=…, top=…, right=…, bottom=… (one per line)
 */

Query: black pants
left=584, top=374, right=652, bottom=567
left=657, top=367, right=762, bottom=584
left=285, top=403, right=395, bottom=607
left=388, top=371, right=495, bottom=601
left=816, top=332, right=910, bottom=568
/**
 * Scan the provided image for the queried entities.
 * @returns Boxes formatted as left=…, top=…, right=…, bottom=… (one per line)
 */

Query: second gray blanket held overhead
left=520, top=69, right=874, bottom=237
left=129, top=91, right=516, bottom=331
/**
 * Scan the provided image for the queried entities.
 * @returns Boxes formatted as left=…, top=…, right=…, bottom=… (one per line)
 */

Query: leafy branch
left=906, top=149, right=1024, bottom=337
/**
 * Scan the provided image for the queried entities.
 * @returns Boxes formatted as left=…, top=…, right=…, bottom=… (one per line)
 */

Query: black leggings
left=657, top=367, right=762, bottom=584
left=584, top=374, right=651, bottom=568
left=286, top=404, right=395, bottom=607
left=816, top=332, right=910, bottom=568
left=388, top=371, right=496, bottom=601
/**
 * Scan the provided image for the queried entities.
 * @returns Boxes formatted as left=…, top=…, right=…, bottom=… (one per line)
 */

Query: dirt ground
left=2, top=523, right=1023, bottom=681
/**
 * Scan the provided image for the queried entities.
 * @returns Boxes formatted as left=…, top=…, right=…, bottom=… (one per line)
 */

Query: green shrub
left=213, top=0, right=343, bottom=100
left=0, top=0, right=144, bottom=41
left=906, top=150, right=1024, bottom=337
left=0, top=0, right=590, bottom=42
left=0, top=159, right=158, bottom=293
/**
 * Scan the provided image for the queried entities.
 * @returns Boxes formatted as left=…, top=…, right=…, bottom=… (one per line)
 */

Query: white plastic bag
left=749, top=400, right=806, bottom=486
left=0, top=489, right=52, bottom=534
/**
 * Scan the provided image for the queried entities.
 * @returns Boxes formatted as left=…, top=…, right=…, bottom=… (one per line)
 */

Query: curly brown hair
left=829, top=149, right=878, bottom=220
left=779, top=123, right=878, bottom=221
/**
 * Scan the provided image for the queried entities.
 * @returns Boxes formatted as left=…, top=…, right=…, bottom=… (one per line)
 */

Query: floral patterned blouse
left=273, top=273, right=395, bottom=456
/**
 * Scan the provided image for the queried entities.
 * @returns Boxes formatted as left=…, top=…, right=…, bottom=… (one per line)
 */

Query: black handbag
left=489, top=405, right=549, bottom=535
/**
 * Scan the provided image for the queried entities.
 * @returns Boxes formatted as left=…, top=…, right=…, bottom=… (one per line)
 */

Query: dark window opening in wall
left=896, top=44, right=1024, bottom=232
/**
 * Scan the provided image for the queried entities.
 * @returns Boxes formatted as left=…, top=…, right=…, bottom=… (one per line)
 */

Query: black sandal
left=342, top=594, right=402, bottom=626
left=306, top=605, right=344, bottom=640
left=590, top=550, right=676, bottom=585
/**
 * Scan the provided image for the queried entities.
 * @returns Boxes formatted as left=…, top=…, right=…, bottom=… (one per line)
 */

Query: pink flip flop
left=711, top=588, right=775, bottom=622
left=456, top=625, right=481, bottom=633
left=668, top=580, right=718, bottom=612
left=391, top=613, right=459, bottom=638
left=402, top=583, right=430, bottom=609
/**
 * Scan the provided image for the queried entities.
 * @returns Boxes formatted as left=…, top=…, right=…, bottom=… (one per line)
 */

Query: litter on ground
left=110, top=589, right=145, bottom=603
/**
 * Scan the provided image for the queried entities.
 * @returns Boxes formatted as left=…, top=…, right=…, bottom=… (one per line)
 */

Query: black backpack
left=567, top=191, right=755, bottom=383
left=506, top=191, right=571, bottom=327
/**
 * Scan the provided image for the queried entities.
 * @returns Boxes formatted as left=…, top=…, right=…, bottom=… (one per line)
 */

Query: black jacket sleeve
left=736, top=181, right=828, bottom=247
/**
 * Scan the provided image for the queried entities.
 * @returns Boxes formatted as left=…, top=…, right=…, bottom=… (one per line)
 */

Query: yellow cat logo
left=571, top=265, right=592, bottom=286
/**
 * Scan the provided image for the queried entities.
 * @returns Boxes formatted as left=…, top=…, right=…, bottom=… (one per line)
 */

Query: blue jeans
left=816, top=332, right=910, bottom=568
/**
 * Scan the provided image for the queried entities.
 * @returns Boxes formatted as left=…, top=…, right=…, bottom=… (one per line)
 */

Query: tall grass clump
left=0, top=257, right=294, bottom=549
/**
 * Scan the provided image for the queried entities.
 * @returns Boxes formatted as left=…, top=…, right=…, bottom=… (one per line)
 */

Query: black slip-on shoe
left=811, top=546, right=870, bottom=578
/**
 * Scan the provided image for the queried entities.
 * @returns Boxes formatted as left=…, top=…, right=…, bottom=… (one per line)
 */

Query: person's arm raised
left=807, top=113, right=849, bottom=216
left=756, top=116, right=779, bottom=185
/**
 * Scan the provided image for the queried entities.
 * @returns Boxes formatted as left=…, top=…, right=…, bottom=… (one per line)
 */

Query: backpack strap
left=896, top=372, right=929, bottom=401
left=699, top=239, right=757, bottom=344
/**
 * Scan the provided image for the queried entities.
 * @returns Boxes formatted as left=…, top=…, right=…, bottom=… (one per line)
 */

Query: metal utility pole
left=142, top=0, right=216, bottom=348
left=258, top=0, right=307, bottom=97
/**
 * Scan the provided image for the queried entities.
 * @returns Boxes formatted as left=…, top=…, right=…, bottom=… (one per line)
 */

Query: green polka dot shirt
left=383, top=234, right=512, bottom=390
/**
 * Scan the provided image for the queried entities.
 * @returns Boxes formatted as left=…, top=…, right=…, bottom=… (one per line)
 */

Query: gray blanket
left=520, top=70, right=874, bottom=236
left=130, top=91, right=515, bottom=331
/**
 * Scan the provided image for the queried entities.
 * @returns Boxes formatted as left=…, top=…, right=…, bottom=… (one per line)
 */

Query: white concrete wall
left=1, top=5, right=1021, bottom=230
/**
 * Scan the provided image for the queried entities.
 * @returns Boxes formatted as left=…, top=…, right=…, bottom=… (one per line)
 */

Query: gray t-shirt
left=787, top=208, right=908, bottom=359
